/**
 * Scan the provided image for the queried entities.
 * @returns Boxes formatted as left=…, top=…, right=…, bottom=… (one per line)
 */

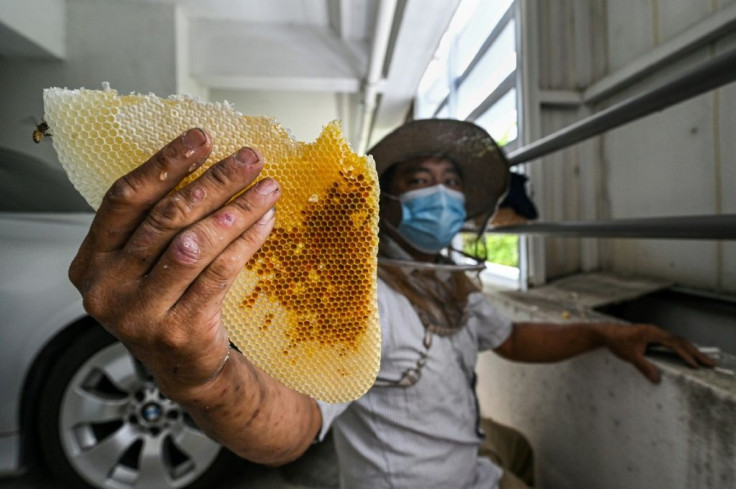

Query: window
left=415, top=0, right=522, bottom=288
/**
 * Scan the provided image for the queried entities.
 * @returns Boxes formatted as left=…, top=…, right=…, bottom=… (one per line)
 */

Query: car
left=0, top=147, right=237, bottom=488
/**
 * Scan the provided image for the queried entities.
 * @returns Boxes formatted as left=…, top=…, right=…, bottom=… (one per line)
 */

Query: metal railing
left=488, top=47, right=736, bottom=240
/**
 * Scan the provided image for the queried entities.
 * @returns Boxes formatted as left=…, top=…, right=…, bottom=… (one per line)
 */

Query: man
left=69, top=120, right=713, bottom=489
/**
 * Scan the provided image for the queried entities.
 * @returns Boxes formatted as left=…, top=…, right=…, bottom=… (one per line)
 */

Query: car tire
left=38, top=325, right=238, bottom=489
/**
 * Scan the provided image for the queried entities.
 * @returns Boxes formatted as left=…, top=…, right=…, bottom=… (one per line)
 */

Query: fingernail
left=234, top=147, right=259, bottom=166
left=258, top=207, right=276, bottom=224
left=255, top=178, right=278, bottom=195
left=182, top=128, right=206, bottom=149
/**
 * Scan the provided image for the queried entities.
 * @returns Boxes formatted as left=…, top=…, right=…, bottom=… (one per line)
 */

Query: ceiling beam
left=194, top=74, right=360, bottom=93
left=189, top=20, right=367, bottom=92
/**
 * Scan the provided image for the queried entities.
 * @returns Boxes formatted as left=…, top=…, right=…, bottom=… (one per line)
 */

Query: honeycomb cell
left=43, top=85, right=381, bottom=403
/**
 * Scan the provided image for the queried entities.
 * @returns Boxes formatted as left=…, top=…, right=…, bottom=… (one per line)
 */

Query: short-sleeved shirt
left=317, top=278, right=514, bottom=489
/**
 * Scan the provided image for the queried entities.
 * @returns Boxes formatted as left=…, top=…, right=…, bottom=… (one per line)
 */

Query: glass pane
left=415, top=0, right=479, bottom=119
left=454, top=0, right=515, bottom=76
left=473, top=88, right=518, bottom=145
left=455, top=19, right=516, bottom=120
left=415, top=57, right=450, bottom=119
left=436, top=104, right=450, bottom=119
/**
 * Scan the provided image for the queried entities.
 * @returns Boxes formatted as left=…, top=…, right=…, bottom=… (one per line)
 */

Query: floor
left=0, top=469, right=318, bottom=489
left=0, top=435, right=339, bottom=489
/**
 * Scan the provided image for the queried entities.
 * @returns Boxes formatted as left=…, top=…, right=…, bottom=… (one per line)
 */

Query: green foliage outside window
left=494, top=123, right=517, bottom=147
left=461, top=233, right=519, bottom=267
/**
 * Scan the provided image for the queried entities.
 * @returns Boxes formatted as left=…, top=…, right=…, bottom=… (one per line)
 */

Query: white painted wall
left=0, top=0, right=177, bottom=168
left=209, top=89, right=346, bottom=145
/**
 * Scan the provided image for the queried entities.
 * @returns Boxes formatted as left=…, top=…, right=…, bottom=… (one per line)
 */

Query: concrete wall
left=0, top=0, right=177, bottom=169
left=477, top=278, right=736, bottom=489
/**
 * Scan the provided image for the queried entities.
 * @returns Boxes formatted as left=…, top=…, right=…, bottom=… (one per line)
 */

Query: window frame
left=415, top=0, right=526, bottom=288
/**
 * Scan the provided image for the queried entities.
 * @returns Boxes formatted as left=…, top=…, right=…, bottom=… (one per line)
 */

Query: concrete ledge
left=478, top=272, right=736, bottom=489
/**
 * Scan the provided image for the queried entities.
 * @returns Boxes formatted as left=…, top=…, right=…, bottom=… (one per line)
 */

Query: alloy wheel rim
left=58, top=342, right=220, bottom=488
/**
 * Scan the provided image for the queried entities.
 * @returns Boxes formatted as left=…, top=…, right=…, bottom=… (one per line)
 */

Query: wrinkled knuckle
left=148, top=196, right=191, bottom=232
left=205, top=260, right=235, bottom=286
left=68, top=258, right=87, bottom=289
left=156, top=144, right=178, bottom=167
left=208, top=161, right=234, bottom=187
left=81, top=283, right=109, bottom=320
left=171, top=230, right=203, bottom=265
left=107, top=175, right=140, bottom=206
left=236, top=230, right=265, bottom=252
left=232, top=197, right=256, bottom=216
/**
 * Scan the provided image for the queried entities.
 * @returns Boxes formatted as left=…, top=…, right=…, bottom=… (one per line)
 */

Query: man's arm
left=493, top=321, right=715, bottom=383
left=69, top=128, right=320, bottom=465
left=172, top=348, right=322, bottom=465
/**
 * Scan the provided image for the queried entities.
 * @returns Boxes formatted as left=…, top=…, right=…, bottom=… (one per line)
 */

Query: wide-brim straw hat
left=368, top=119, right=510, bottom=219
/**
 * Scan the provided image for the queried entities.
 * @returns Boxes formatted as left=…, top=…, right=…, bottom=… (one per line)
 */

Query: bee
left=32, top=120, right=52, bottom=143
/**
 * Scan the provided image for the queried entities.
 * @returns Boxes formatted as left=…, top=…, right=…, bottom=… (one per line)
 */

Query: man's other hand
left=602, top=323, right=716, bottom=383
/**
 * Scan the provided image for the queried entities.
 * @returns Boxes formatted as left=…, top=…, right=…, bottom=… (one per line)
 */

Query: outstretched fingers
left=122, top=147, right=265, bottom=274
left=174, top=205, right=277, bottom=321
left=142, top=177, right=281, bottom=309
left=86, top=129, right=212, bottom=254
left=659, top=335, right=717, bottom=369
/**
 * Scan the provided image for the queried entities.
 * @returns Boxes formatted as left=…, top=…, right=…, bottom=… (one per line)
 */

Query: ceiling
left=134, top=0, right=462, bottom=148
left=0, top=0, right=461, bottom=149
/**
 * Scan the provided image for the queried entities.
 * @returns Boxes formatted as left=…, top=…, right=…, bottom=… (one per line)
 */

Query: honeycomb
left=43, top=85, right=381, bottom=403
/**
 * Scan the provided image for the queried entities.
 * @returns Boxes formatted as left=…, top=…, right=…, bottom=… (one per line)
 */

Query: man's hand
left=601, top=323, right=716, bottom=383
left=69, top=128, right=281, bottom=398
left=497, top=321, right=716, bottom=384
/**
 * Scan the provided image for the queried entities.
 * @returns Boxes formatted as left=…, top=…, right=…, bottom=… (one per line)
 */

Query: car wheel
left=38, top=325, right=235, bottom=488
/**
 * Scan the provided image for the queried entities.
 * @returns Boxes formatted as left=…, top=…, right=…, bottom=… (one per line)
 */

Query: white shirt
left=317, top=278, right=514, bottom=489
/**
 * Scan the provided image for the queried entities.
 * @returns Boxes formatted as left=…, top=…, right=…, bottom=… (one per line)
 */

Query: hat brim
left=368, top=119, right=510, bottom=219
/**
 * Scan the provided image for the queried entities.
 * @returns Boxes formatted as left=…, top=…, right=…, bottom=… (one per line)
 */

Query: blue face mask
left=393, top=184, right=467, bottom=254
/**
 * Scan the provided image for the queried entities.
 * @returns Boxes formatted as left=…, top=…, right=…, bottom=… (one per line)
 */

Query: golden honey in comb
left=43, top=85, right=381, bottom=403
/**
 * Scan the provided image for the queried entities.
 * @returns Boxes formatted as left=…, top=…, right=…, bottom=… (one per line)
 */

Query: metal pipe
left=584, top=3, right=736, bottom=104
left=483, top=214, right=736, bottom=240
left=356, top=0, right=397, bottom=153
left=506, top=47, right=736, bottom=166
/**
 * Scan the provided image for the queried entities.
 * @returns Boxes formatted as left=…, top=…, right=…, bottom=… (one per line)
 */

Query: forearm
left=157, top=349, right=321, bottom=466
left=496, top=321, right=613, bottom=363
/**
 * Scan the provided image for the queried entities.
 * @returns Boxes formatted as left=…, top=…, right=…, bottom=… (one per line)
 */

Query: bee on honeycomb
left=32, top=120, right=52, bottom=143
